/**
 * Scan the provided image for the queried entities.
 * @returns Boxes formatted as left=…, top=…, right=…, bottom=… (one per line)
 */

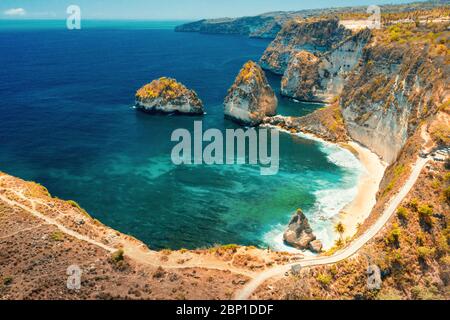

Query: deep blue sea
left=0, top=20, right=361, bottom=250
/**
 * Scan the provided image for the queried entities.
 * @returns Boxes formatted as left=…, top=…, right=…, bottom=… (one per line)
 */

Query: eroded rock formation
left=283, top=209, right=317, bottom=250
left=260, top=18, right=351, bottom=74
left=135, top=77, right=204, bottom=115
left=281, top=28, right=372, bottom=102
left=341, top=29, right=449, bottom=164
left=224, top=61, right=277, bottom=126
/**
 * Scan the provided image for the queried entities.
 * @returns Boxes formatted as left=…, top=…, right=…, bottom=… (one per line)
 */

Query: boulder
left=308, top=240, right=323, bottom=253
left=135, top=77, right=204, bottom=115
left=283, top=209, right=316, bottom=250
left=224, top=61, right=277, bottom=126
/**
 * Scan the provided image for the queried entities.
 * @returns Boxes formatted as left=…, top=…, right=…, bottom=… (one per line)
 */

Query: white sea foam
left=263, top=129, right=364, bottom=251
left=263, top=223, right=304, bottom=253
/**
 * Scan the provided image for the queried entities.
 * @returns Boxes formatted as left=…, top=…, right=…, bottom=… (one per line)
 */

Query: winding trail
left=235, top=153, right=431, bottom=300
left=0, top=192, right=117, bottom=253
left=0, top=186, right=256, bottom=277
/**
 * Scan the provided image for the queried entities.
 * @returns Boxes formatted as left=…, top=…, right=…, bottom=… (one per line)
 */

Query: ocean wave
left=319, top=144, right=362, bottom=171
left=263, top=134, right=363, bottom=251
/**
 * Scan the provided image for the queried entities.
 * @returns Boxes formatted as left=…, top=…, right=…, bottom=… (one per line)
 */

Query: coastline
left=263, top=125, right=387, bottom=251
left=334, top=141, right=387, bottom=240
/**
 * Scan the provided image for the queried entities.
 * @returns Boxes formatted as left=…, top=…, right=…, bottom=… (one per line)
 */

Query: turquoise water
left=0, top=21, right=361, bottom=250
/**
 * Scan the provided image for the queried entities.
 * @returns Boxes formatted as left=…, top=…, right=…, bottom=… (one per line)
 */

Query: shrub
left=409, top=198, right=419, bottom=211
left=416, top=231, right=426, bottom=246
left=111, top=249, right=124, bottom=263
left=436, top=235, right=449, bottom=254
left=387, top=249, right=403, bottom=266
left=50, top=231, right=64, bottom=241
left=444, top=186, right=450, bottom=204
left=153, top=266, right=165, bottom=279
left=386, top=224, right=401, bottom=245
left=418, top=204, right=434, bottom=226
left=67, top=200, right=91, bottom=218
left=396, top=207, right=409, bottom=220
left=67, top=200, right=82, bottom=210
left=316, top=273, right=332, bottom=286
left=3, top=277, right=13, bottom=286
left=418, top=204, right=433, bottom=217
left=444, top=172, right=450, bottom=182
left=440, top=255, right=450, bottom=266
left=417, top=246, right=436, bottom=259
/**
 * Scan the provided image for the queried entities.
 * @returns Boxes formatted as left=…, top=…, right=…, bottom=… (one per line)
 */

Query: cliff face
left=224, top=61, right=277, bottom=125
left=281, top=28, right=371, bottom=102
left=175, top=15, right=287, bottom=39
left=260, top=18, right=351, bottom=74
left=275, top=22, right=448, bottom=164
left=135, top=77, right=204, bottom=115
left=341, top=34, right=449, bottom=164
left=280, top=51, right=321, bottom=102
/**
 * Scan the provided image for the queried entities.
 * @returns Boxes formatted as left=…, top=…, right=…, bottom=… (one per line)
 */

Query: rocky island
left=283, top=209, right=322, bottom=252
left=135, top=77, right=204, bottom=115
left=224, top=61, right=277, bottom=126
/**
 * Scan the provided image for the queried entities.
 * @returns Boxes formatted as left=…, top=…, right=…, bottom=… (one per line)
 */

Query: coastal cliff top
left=0, top=172, right=301, bottom=299
left=136, top=77, right=202, bottom=103
left=233, top=61, right=267, bottom=86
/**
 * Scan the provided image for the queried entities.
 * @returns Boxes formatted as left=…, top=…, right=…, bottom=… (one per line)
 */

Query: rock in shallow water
left=224, top=61, right=277, bottom=126
left=283, top=209, right=317, bottom=250
left=308, top=240, right=323, bottom=253
left=135, top=77, right=204, bottom=115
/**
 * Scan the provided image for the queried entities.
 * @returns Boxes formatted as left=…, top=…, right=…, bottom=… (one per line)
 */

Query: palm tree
left=334, top=222, right=345, bottom=240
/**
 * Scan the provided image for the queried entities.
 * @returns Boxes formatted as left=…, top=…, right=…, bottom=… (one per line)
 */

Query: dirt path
left=0, top=187, right=257, bottom=278
left=0, top=193, right=117, bottom=253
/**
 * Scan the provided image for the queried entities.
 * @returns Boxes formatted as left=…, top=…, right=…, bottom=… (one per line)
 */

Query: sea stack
left=224, top=61, right=277, bottom=126
left=283, top=209, right=318, bottom=250
left=135, top=77, right=204, bottom=115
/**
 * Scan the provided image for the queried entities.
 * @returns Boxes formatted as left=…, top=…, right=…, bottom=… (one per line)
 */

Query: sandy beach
left=262, top=126, right=388, bottom=251
left=335, top=141, right=387, bottom=239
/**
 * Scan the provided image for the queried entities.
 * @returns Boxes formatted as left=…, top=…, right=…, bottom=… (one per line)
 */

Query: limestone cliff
left=260, top=18, right=351, bottom=74
left=224, top=61, right=277, bottom=126
left=341, top=26, right=449, bottom=164
left=281, top=28, right=372, bottom=102
left=275, top=22, right=448, bottom=164
left=135, top=77, right=204, bottom=115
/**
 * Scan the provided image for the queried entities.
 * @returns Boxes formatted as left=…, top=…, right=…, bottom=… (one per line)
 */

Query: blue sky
left=0, top=0, right=426, bottom=20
